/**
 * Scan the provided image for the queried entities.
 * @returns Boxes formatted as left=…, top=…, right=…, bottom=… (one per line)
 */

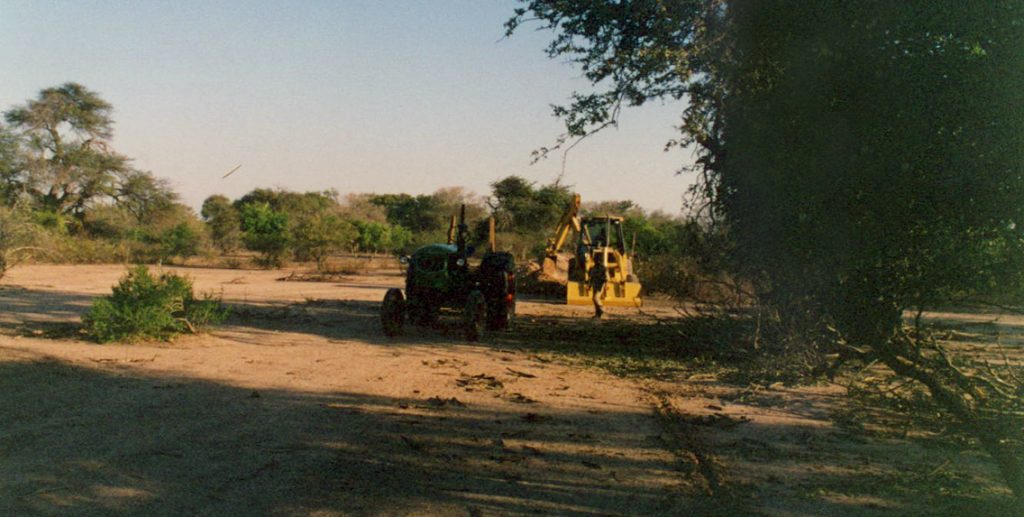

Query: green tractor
left=380, top=206, right=515, bottom=340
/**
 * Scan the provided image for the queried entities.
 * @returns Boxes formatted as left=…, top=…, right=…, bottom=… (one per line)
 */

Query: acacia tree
left=4, top=83, right=134, bottom=219
left=511, top=0, right=1024, bottom=498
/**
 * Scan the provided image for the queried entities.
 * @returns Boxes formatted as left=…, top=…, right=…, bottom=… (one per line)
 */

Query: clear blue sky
left=1, top=0, right=694, bottom=213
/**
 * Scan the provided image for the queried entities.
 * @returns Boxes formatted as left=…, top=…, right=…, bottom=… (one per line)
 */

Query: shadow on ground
left=5, top=353, right=1012, bottom=516
left=0, top=354, right=702, bottom=516
left=1, top=286, right=1020, bottom=515
left=0, top=287, right=94, bottom=337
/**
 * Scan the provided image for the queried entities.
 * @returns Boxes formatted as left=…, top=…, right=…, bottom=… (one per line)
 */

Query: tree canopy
left=511, top=0, right=1024, bottom=496
left=4, top=83, right=133, bottom=218
left=719, top=1, right=1024, bottom=346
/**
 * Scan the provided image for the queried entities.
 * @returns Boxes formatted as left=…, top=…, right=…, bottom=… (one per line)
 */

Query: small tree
left=351, top=219, right=411, bottom=254
left=293, top=212, right=356, bottom=270
left=154, top=222, right=201, bottom=262
left=201, top=194, right=241, bottom=252
left=239, top=202, right=290, bottom=267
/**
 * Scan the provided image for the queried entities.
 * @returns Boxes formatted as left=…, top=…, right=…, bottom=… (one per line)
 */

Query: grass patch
left=495, top=313, right=750, bottom=380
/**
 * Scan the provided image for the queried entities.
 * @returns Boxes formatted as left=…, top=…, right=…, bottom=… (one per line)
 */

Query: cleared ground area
left=0, top=265, right=692, bottom=516
left=1, top=265, right=1019, bottom=515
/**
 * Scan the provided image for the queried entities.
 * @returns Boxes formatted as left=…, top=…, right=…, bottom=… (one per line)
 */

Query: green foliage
left=112, top=170, right=178, bottom=222
left=0, top=123, right=21, bottom=207
left=293, top=212, right=356, bottom=269
left=77, top=200, right=207, bottom=264
left=515, top=0, right=1024, bottom=497
left=234, top=188, right=336, bottom=217
left=239, top=202, right=290, bottom=267
left=83, top=265, right=227, bottom=343
left=0, top=206, right=46, bottom=279
left=338, top=193, right=389, bottom=223
left=351, top=219, right=411, bottom=253
left=719, top=2, right=1024, bottom=344
left=83, top=205, right=136, bottom=239
left=718, top=5, right=1024, bottom=494
left=490, top=176, right=573, bottom=234
left=201, top=186, right=493, bottom=260
left=513, top=0, right=1024, bottom=337
left=370, top=193, right=445, bottom=232
left=31, top=210, right=71, bottom=235
left=368, top=188, right=486, bottom=243
left=152, top=222, right=201, bottom=261
left=0, top=83, right=199, bottom=268
left=201, top=195, right=241, bottom=252
left=54, top=235, right=122, bottom=263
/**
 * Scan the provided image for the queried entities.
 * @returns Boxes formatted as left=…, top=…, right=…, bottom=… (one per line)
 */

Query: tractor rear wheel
left=485, top=274, right=514, bottom=331
left=463, top=290, right=486, bottom=341
left=381, top=288, right=405, bottom=336
left=480, top=252, right=515, bottom=331
left=486, top=298, right=512, bottom=331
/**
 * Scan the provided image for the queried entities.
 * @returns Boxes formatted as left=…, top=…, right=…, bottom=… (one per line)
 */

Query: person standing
left=590, top=259, right=608, bottom=319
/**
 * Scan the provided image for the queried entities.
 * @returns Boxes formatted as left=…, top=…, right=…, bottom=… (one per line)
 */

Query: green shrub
left=55, top=235, right=122, bottom=263
left=84, top=265, right=228, bottom=343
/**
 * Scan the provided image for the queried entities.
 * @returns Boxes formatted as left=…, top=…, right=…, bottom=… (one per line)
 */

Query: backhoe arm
left=545, top=193, right=582, bottom=257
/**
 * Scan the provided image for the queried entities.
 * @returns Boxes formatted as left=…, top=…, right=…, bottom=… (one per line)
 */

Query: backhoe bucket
left=540, top=252, right=572, bottom=283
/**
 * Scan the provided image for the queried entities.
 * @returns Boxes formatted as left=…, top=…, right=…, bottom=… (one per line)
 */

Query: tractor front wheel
left=381, top=288, right=405, bottom=337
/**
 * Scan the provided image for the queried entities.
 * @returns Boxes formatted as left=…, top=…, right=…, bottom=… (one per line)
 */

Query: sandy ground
left=0, top=265, right=695, bottom=516
left=0, top=265, right=1018, bottom=516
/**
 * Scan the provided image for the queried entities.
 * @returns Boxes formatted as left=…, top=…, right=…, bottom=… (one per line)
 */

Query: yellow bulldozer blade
left=566, top=281, right=642, bottom=307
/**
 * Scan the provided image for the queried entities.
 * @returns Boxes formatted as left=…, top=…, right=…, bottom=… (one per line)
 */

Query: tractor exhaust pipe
left=456, top=205, right=467, bottom=256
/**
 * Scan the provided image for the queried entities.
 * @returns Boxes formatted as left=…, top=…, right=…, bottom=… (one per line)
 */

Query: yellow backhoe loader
left=540, top=194, right=642, bottom=307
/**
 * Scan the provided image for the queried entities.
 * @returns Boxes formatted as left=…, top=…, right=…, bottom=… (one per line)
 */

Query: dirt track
left=0, top=265, right=695, bottom=516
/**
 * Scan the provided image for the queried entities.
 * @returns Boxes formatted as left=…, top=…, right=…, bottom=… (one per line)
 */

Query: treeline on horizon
left=0, top=83, right=708, bottom=296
